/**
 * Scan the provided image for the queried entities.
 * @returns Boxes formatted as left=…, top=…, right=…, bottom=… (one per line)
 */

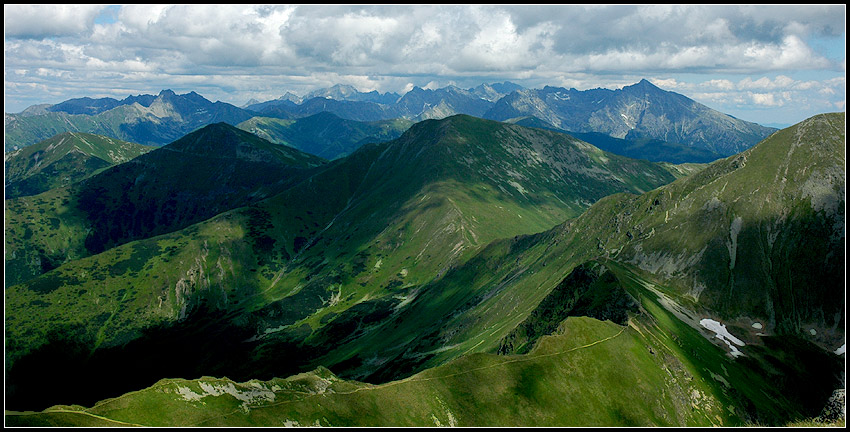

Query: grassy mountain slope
left=417, top=112, right=844, bottom=356
left=4, top=113, right=841, bottom=426
left=3, top=315, right=734, bottom=427
left=4, top=123, right=325, bottom=287
left=4, top=132, right=154, bottom=199
left=5, top=111, right=125, bottom=152
left=4, top=115, right=682, bottom=411
left=11, top=259, right=840, bottom=426
left=326, top=113, right=843, bottom=420
left=237, top=112, right=413, bottom=159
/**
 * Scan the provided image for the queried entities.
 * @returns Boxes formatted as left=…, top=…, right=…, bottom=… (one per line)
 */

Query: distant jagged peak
left=301, top=84, right=399, bottom=104
left=277, top=91, right=303, bottom=102
left=241, top=98, right=262, bottom=108
left=155, top=89, right=208, bottom=102
left=622, top=78, right=665, bottom=93
left=305, top=83, right=360, bottom=99
left=17, top=103, right=53, bottom=116
left=470, top=81, right=525, bottom=99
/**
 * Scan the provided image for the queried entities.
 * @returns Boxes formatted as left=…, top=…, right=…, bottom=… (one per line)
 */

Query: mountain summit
left=4, top=122, right=325, bottom=286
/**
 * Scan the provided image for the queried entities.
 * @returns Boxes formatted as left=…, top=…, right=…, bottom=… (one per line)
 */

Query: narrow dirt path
left=5, top=409, right=144, bottom=427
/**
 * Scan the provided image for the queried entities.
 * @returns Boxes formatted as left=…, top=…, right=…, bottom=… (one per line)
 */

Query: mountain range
left=242, top=80, right=776, bottom=158
left=5, top=80, right=777, bottom=164
left=4, top=90, right=255, bottom=151
left=4, top=110, right=844, bottom=427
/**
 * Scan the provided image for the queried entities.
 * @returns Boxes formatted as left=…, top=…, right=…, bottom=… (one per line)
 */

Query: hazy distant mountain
left=304, top=84, right=401, bottom=105
left=244, top=86, right=400, bottom=114
left=392, top=85, right=494, bottom=120
left=6, top=80, right=778, bottom=165
left=259, top=97, right=395, bottom=122
left=250, top=85, right=495, bottom=123
left=507, top=115, right=725, bottom=164
left=469, top=81, right=525, bottom=102
left=485, top=79, right=777, bottom=157
left=5, top=90, right=256, bottom=151
left=240, top=80, right=776, bottom=159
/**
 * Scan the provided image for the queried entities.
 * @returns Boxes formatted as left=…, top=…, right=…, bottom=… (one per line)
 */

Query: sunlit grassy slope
left=9, top=260, right=840, bottom=426
left=4, top=131, right=154, bottom=199
left=5, top=115, right=681, bottom=411
left=3, top=314, right=728, bottom=427
left=4, top=123, right=325, bottom=287
left=5, top=114, right=842, bottom=427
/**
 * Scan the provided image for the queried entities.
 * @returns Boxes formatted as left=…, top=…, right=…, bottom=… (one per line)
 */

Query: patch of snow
left=751, top=322, right=763, bottom=329
left=835, top=344, right=845, bottom=355
left=700, top=318, right=745, bottom=357
left=810, top=328, right=817, bottom=336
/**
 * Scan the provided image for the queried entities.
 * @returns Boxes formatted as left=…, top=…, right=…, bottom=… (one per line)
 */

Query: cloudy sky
left=4, top=4, right=845, bottom=126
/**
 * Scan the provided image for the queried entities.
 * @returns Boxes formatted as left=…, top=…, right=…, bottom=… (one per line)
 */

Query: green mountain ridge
left=4, top=132, right=155, bottom=199
left=362, top=113, right=844, bottom=377
left=3, top=113, right=843, bottom=427
left=4, top=123, right=325, bottom=287
left=237, top=112, right=413, bottom=160
left=291, top=113, right=843, bottom=421
left=4, top=114, right=685, bottom=412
